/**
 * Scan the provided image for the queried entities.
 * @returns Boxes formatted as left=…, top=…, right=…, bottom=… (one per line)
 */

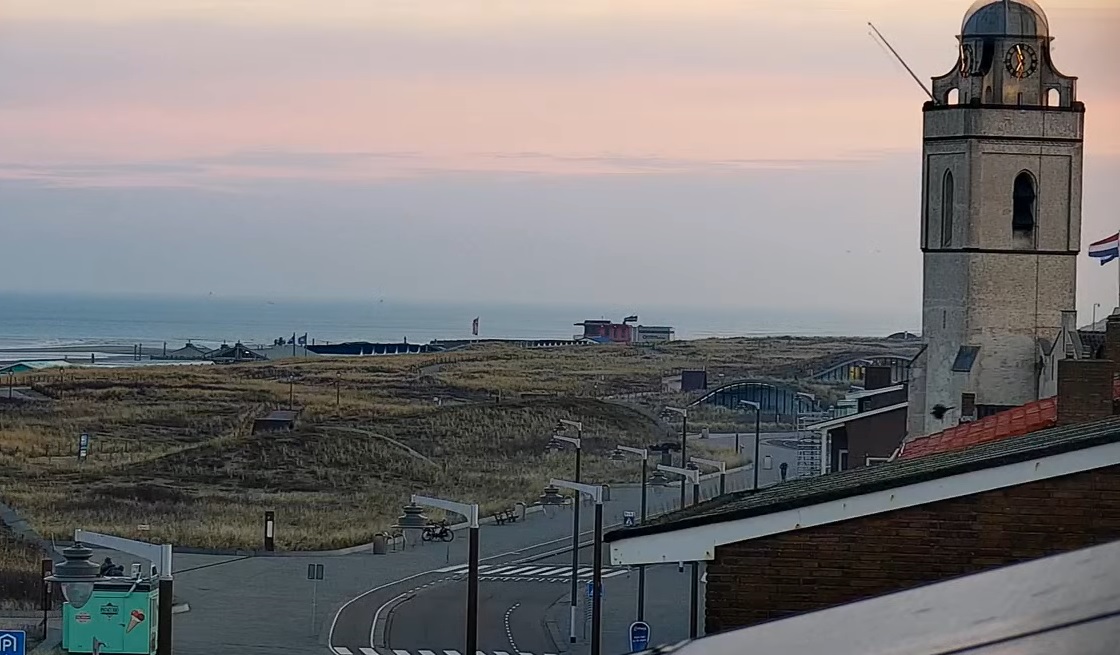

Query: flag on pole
left=1089, top=233, right=1120, bottom=264
left=623, top=315, right=639, bottom=323
left=472, top=317, right=480, bottom=336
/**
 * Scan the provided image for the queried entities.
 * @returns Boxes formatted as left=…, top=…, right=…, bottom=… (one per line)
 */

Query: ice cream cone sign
left=127, top=609, right=146, bottom=633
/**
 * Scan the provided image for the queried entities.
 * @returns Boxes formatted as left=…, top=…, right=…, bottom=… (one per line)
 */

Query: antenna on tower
left=868, top=22, right=937, bottom=104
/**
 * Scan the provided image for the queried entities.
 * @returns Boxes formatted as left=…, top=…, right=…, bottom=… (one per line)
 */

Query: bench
left=493, top=508, right=518, bottom=525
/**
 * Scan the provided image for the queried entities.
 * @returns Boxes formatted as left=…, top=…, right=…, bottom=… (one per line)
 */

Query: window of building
left=837, top=449, right=849, bottom=472
left=865, top=456, right=890, bottom=467
left=947, top=88, right=960, bottom=105
left=941, top=170, right=954, bottom=247
left=1047, top=88, right=1061, bottom=106
left=952, top=345, right=980, bottom=372
left=1012, top=172, right=1036, bottom=231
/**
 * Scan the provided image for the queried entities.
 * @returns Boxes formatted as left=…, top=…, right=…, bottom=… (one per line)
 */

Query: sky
left=1, top=0, right=1118, bottom=327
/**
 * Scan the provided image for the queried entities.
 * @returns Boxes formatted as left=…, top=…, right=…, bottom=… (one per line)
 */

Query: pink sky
left=1, top=0, right=1116, bottom=184
left=1, top=0, right=1117, bottom=321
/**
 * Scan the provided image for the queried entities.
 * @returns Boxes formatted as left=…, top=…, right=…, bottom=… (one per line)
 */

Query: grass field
left=0, top=336, right=910, bottom=553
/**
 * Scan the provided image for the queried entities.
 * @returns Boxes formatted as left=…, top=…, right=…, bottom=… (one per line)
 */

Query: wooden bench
left=493, top=508, right=518, bottom=525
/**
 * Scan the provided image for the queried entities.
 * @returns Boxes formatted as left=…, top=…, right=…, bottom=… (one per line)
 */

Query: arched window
left=1047, top=88, right=1061, bottom=106
left=941, top=170, right=954, bottom=247
left=947, top=88, right=960, bottom=105
left=984, top=86, right=993, bottom=103
left=1012, top=172, right=1036, bottom=231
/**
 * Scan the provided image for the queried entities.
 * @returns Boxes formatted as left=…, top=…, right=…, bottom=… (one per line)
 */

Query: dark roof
left=1078, top=329, right=1106, bottom=358
left=604, top=415, right=1120, bottom=543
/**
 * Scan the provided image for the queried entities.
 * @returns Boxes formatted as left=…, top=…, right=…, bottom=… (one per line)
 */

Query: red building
left=575, top=319, right=635, bottom=343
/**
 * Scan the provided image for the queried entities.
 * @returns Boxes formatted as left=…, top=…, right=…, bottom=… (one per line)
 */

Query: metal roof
left=642, top=536, right=1120, bottom=655
left=803, top=402, right=908, bottom=432
left=604, top=415, right=1120, bottom=543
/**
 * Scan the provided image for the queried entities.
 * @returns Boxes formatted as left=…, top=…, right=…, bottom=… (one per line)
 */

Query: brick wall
left=1057, top=359, right=1114, bottom=426
left=1105, top=314, right=1120, bottom=364
left=705, top=464, right=1120, bottom=633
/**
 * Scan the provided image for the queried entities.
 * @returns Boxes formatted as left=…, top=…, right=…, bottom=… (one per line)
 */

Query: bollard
left=601, top=484, right=611, bottom=502
left=372, top=533, right=387, bottom=555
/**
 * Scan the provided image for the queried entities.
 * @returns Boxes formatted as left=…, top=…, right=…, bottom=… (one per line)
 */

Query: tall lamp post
left=663, top=407, right=689, bottom=508
left=550, top=479, right=605, bottom=655
left=411, top=495, right=480, bottom=655
left=1094, top=302, right=1102, bottom=329
left=615, top=445, right=649, bottom=620
left=659, top=464, right=702, bottom=639
left=555, top=419, right=583, bottom=644
left=739, top=400, right=761, bottom=490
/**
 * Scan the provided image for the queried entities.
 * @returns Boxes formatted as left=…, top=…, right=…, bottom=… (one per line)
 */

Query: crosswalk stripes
left=435, top=562, right=632, bottom=581
left=334, top=650, right=558, bottom=655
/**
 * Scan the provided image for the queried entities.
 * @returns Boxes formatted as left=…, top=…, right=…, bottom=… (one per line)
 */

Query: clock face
left=1005, top=44, right=1038, bottom=79
left=959, top=44, right=974, bottom=77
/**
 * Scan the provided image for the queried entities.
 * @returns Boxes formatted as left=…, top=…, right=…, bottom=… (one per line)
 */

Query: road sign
left=629, top=621, right=650, bottom=653
left=623, top=511, right=636, bottom=527
left=0, top=630, right=26, bottom=655
left=78, top=433, right=90, bottom=461
left=307, top=563, right=324, bottom=580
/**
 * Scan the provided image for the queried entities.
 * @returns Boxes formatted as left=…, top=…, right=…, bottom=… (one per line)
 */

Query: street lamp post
left=550, top=479, right=605, bottom=655
left=739, top=400, right=761, bottom=490
left=664, top=407, right=688, bottom=508
left=1094, top=302, right=1102, bottom=329
left=690, top=457, right=727, bottom=496
left=555, top=419, right=583, bottom=645
left=616, top=445, right=649, bottom=620
left=659, top=464, right=703, bottom=639
left=411, top=495, right=480, bottom=655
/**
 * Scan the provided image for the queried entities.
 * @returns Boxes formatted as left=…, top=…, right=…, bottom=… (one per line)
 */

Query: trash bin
left=514, top=502, right=527, bottom=521
left=372, top=533, right=387, bottom=555
left=601, top=484, right=611, bottom=502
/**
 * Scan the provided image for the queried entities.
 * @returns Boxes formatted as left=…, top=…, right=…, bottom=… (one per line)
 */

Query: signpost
left=623, top=511, right=636, bottom=527
left=0, top=630, right=25, bottom=655
left=628, top=621, right=650, bottom=653
left=77, top=433, right=90, bottom=462
left=307, top=563, right=324, bottom=635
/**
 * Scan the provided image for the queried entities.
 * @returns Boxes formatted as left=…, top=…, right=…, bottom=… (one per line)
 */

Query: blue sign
left=0, top=630, right=26, bottom=655
left=629, top=621, right=650, bottom=652
left=586, top=580, right=594, bottom=598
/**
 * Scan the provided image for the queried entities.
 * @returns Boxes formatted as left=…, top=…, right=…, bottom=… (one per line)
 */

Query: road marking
left=394, top=650, right=412, bottom=655
left=498, top=566, right=538, bottom=576
left=504, top=602, right=521, bottom=654
left=529, top=567, right=567, bottom=576
left=484, top=566, right=519, bottom=575
left=333, top=649, right=353, bottom=655
left=419, top=650, right=437, bottom=655
left=359, top=649, right=377, bottom=655
left=444, top=651, right=461, bottom=655
left=575, top=568, right=593, bottom=576
left=602, top=569, right=629, bottom=579
left=495, top=651, right=511, bottom=655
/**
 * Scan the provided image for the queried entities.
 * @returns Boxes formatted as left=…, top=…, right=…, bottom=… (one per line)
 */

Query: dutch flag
left=1089, top=233, right=1120, bottom=265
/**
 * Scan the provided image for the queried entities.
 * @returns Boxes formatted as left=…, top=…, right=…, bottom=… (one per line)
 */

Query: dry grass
left=0, top=336, right=905, bottom=551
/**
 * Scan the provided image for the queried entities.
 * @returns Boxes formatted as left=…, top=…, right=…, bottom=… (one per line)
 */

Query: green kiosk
left=63, top=576, right=159, bottom=655
left=49, top=531, right=173, bottom=655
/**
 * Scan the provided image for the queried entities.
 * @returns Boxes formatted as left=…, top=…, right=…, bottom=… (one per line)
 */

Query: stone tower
left=907, top=0, right=1085, bottom=438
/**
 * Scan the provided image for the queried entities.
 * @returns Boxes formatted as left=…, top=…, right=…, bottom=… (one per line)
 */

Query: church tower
left=907, top=0, right=1086, bottom=437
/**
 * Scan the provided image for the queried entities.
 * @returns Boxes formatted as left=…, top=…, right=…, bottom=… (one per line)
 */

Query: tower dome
left=961, top=0, right=1049, bottom=38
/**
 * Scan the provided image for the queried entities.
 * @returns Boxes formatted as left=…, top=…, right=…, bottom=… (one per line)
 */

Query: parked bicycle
left=422, top=521, right=454, bottom=542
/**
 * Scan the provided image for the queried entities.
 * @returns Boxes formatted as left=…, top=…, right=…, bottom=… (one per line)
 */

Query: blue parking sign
left=0, top=630, right=26, bottom=655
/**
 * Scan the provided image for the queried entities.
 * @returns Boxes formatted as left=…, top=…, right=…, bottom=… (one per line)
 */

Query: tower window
left=941, top=170, right=954, bottom=247
left=947, top=88, right=960, bottom=105
left=1012, top=172, right=1036, bottom=231
left=984, top=86, right=993, bottom=103
left=1047, top=88, right=1061, bottom=106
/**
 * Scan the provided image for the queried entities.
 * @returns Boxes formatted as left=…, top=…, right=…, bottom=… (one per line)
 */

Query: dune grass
left=0, top=336, right=907, bottom=553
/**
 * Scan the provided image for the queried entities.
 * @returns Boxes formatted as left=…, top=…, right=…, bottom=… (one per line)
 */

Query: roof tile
left=900, top=397, right=1059, bottom=460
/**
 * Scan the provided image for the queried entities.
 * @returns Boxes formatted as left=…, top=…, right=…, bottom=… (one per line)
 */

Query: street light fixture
left=663, top=407, right=689, bottom=508
left=539, top=484, right=566, bottom=518
left=411, top=495, right=480, bottom=655
left=44, top=543, right=102, bottom=610
left=554, top=419, right=583, bottom=645
left=690, top=457, right=727, bottom=496
left=659, top=464, right=703, bottom=639
left=739, top=400, right=761, bottom=490
left=550, top=479, right=605, bottom=655
left=615, top=445, right=650, bottom=621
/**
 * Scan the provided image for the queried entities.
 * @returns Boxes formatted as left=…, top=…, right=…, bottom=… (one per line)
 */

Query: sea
left=0, top=292, right=919, bottom=364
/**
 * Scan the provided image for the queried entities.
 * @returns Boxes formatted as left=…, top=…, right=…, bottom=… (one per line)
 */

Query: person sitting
left=99, top=557, right=116, bottom=576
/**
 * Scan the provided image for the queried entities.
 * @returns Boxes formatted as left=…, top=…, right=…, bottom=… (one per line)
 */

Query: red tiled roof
left=900, top=397, right=1058, bottom=460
